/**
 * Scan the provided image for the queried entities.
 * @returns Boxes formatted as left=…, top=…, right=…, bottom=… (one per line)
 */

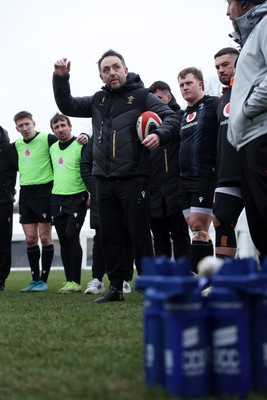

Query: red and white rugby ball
left=136, top=111, right=162, bottom=142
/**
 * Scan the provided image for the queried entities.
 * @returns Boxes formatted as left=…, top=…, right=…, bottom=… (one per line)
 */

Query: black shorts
left=19, top=196, right=52, bottom=224
left=178, top=176, right=217, bottom=218
left=51, top=204, right=87, bottom=226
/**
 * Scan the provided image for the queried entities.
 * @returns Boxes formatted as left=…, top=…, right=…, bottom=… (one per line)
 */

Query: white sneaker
left=123, top=281, right=131, bottom=294
left=84, top=278, right=105, bottom=294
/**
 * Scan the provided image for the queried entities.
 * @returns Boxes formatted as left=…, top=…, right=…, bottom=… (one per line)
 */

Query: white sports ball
left=197, top=256, right=224, bottom=278
left=136, top=111, right=162, bottom=142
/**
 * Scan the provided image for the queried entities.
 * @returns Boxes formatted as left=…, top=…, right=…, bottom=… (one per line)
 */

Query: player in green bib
left=14, top=111, right=57, bottom=292
left=50, top=113, right=89, bottom=293
left=14, top=111, right=88, bottom=292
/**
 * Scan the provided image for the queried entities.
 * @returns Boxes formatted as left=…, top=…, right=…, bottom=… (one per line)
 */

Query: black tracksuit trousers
left=96, top=176, right=153, bottom=290
left=0, top=203, right=13, bottom=285
left=239, top=134, right=267, bottom=262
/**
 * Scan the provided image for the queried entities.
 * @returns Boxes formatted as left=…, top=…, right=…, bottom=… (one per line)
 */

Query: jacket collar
left=230, top=2, right=267, bottom=46
left=101, top=72, right=144, bottom=96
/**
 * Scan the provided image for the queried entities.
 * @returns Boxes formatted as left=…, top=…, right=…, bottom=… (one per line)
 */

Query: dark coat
left=0, top=127, right=17, bottom=205
left=53, top=72, right=180, bottom=179
left=80, top=138, right=99, bottom=229
left=150, top=96, right=183, bottom=218
left=216, top=87, right=241, bottom=184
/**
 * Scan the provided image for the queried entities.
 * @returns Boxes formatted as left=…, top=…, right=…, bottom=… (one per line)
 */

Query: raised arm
left=52, top=57, right=93, bottom=118
left=54, top=57, right=71, bottom=76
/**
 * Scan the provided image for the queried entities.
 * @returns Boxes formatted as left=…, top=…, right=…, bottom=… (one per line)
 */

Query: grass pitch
left=1, top=270, right=267, bottom=400
left=1, top=270, right=169, bottom=400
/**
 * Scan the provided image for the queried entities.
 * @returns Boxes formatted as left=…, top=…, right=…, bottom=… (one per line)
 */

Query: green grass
left=1, top=270, right=169, bottom=400
left=1, top=270, right=267, bottom=400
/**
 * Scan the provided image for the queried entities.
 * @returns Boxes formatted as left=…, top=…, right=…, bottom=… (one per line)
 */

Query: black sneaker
left=94, top=286, right=124, bottom=303
left=0, top=284, right=6, bottom=292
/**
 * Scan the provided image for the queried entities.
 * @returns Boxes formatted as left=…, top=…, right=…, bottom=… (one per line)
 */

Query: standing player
left=213, top=47, right=244, bottom=259
left=80, top=136, right=134, bottom=294
left=177, top=68, right=218, bottom=271
left=50, top=113, right=88, bottom=293
left=14, top=111, right=55, bottom=292
left=226, top=0, right=267, bottom=263
left=149, top=81, right=190, bottom=260
left=52, top=50, right=179, bottom=303
left=14, top=111, right=88, bottom=292
left=0, top=126, right=17, bottom=291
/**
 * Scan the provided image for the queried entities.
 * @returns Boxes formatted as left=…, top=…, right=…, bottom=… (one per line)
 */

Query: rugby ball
left=197, top=256, right=224, bottom=278
left=136, top=111, right=162, bottom=142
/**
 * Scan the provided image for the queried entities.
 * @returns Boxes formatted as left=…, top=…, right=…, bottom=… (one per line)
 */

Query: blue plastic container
left=143, top=288, right=167, bottom=388
left=249, top=259, right=267, bottom=391
left=163, top=288, right=210, bottom=398
left=208, top=286, right=251, bottom=398
left=141, top=256, right=199, bottom=392
left=251, top=292, right=267, bottom=391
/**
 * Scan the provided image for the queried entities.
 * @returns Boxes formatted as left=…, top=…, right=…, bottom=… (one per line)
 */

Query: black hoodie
left=0, top=127, right=17, bottom=204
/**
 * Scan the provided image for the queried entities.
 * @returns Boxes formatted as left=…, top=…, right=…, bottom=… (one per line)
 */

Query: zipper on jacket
left=112, top=130, right=116, bottom=157
left=105, top=107, right=114, bottom=174
left=164, top=149, right=168, bottom=172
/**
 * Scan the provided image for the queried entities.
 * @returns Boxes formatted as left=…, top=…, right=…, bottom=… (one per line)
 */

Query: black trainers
left=0, top=284, right=6, bottom=292
left=94, top=286, right=125, bottom=303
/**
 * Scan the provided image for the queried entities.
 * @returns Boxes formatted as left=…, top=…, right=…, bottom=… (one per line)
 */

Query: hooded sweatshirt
left=227, top=2, right=267, bottom=150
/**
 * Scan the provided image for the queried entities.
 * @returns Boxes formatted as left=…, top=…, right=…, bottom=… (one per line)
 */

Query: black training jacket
left=80, top=137, right=100, bottom=229
left=217, top=88, right=241, bottom=184
left=0, top=127, right=17, bottom=205
left=53, top=72, right=180, bottom=179
left=149, top=96, right=183, bottom=218
left=179, top=95, right=218, bottom=177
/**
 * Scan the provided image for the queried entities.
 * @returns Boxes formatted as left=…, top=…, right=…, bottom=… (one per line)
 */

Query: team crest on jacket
left=186, top=112, right=197, bottom=123
left=127, top=96, right=134, bottom=104
left=25, top=149, right=31, bottom=157
left=223, top=103, right=230, bottom=118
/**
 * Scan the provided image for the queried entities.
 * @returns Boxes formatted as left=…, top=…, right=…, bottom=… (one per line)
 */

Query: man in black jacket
left=213, top=47, right=244, bottom=259
left=0, top=127, right=17, bottom=291
left=53, top=49, right=180, bottom=303
left=149, top=81, right=190, bottom=260
left=81, top=136, right=134, bottom=295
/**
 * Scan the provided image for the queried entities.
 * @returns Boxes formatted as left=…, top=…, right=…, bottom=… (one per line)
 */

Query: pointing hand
left=54, top=57, right=71, bottom=76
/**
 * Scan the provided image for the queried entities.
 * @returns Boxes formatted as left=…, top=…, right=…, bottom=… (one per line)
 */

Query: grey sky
left=1, top=0, right=234, bottom=141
